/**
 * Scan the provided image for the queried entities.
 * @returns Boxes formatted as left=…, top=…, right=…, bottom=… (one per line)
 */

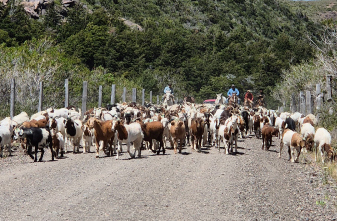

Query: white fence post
left=132, top=88, right=137, bottom=103
left=306, top=90, right=311, bottom=115
left=111, top=84, right=116, bottom=104
left=142, top=89, right=145, bottom=106
left=38, top=81, right=43, bottom=112
left=82, top=81, right=87, bottom=119
left=10, top=79, right=15, bottom=119
left=98, top=85, right=102, bottom=108
left=122, top=87, right=126, bottom=103
left=300, top=91, right=305, bottom=115
left=65, top=79, right=69, bottom=108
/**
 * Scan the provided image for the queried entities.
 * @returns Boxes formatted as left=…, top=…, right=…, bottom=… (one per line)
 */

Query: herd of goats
left=0, top=101, right=334, bottom=164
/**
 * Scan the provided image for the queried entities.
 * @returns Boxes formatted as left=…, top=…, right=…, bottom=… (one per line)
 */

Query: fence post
left=150, top=91, right=152, bottom=104
left=157, top=95, right=159, bottom=105
left=142, top=89, right=145, bottom=106
left=98, top=85, right=102, bottom=108
left=326, top=75, right=332, bottom=101
left=306, top=90, right=312, bottom=115
left=316, top=84, right=322, bottom=110
left=290, top=93, right=295, bottom=113
left=122, top=87, right=126, bottom=103
left=38, top=81, right=43, bottom=112
left=300, top=91, right=305, bottom=114
left=64, top=79, right=69, bottom=108
left=132, top=88, right=137, bottom=103
left=10, top=79, right=15, bottom=119
left=111, top=84, right=116, bottom=104
left=82, top=81, right=87, bottom=119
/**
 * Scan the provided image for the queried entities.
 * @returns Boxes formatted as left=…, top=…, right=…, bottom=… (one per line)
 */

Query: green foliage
left=0, top=0, right=324, bottom=111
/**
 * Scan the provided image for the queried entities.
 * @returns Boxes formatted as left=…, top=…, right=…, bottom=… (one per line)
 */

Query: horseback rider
left=164, top=84, right=173, bottom=95
left=244, top=90, right=254, bottom=107
left=257, top=89, right=265, bottom=107
left=227, top=84, right=240, bottom=104
left=162, top=83, right=174, bottom=103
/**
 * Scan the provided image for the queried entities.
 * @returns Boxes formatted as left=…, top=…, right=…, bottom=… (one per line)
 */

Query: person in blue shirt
left=227, top=84, right=239, bottom=97
left=226, top=84, right=240, bottom=104
left=164, top=84, right=173, bottom=94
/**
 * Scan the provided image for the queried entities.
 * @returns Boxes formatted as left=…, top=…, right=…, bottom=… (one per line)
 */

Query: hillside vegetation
left=0, top=0, right=323, bottom=114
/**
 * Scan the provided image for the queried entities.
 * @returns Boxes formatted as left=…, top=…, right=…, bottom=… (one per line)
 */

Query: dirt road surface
left=0, top=136, right=336, bottom=221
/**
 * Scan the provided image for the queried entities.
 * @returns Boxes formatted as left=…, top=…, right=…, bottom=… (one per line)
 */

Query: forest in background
left=0, top=0, right=328, bottom=115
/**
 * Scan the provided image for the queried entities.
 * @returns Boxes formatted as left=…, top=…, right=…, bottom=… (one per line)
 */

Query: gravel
left=0, top=135, right=336, bottom=221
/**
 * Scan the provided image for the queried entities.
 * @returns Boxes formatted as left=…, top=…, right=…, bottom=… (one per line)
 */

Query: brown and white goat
left=280, top=129, right=305, bottom=163
left=88, top=119, right=115, bottom=158
left=314, top=128, right=334, bottom=163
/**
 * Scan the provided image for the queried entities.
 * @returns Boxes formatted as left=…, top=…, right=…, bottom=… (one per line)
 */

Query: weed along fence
left=279, top=75, right=333, bottom=117
left=8, top=78, right=179, bottom=119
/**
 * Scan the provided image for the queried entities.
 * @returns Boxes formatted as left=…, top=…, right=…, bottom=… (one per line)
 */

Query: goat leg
left=27, top=146, right=34, bottom=160
left=39, top=147, right=45, bottom=162
left=34, top=146, right=38, bottom=162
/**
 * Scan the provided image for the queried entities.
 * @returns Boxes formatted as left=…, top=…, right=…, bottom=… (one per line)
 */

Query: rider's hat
left=231, top=84, right=235, bottom=87
left=247, top=90, right=251, bottom=92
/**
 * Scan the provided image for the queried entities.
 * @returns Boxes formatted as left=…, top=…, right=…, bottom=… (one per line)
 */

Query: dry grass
left=301, top=148, right=337, bottom=184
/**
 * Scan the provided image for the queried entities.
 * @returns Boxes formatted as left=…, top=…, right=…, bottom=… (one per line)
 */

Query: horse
left=184, top=96, right=195, bottom=103
left=215, top=93, right=226, bottom=104
left=228, top=93, right=238, bottom=108
left=163, top=91, right=175, bottom=106
left=256, top=97, right=265, bottom=107
left=244, top=98, right=253, bottom=108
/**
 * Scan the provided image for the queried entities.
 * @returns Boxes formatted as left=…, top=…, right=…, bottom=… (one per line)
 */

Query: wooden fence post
left=10, top=79, right=15, bottom=119
left=122, top=87, right=126, bottom=103
left=64, top=79, right=69, bottom=108
left=300, top=91, right=305, bottom=114
left=132, top=88, right=137, bottom=103
left=111, top=84, right=116, bottom=104
left=142, top=89, right=145, bottom=106
left=82, top=81, right=87, bottom=119
left=98, top=85, right=102, bottom=108
left=327, top=75, right=332, bottom=101
left=150, top=91, right=152, bottom=104
left=316, top=84, right=322, bottom=110
left=38, top=81, right=43, bottom=112
left=290, top=93, right=296, bottom=113
left=157, top=95, right=159, bottom=105
left=306, top=90, right=312, bottom=115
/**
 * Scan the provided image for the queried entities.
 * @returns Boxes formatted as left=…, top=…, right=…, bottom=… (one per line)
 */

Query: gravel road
left=0, top=135, right=336, bottom=221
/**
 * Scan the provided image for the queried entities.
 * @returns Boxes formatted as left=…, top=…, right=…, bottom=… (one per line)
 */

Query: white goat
left=114, top=121, right=143, bottom=159
left=0, top=124, right=13, bottom=157
left=314, top=128, right=333, bottom=163
left=300, top=123, right=315, bottom=153
left=275, top=117, right=285, bottom=138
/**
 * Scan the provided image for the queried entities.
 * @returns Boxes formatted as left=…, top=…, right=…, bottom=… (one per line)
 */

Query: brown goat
left=253, top=115, right=261, bottom=138
left=261, top=124, right=279, bottom=150
left=137, top=120, right=165, bottom=155
left=303, top=117, right=314, bottom=126
left=190, top=118, right=205, bottom=152
left=88, top=119, right=115, bottom=158
left=170, top=121, right=186, bottom=154
left=21, top=119, right=48, bottom=128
